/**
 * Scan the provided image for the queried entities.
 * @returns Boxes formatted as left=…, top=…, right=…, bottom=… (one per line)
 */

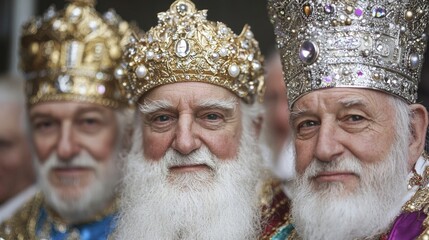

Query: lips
left=313, top=171, right=358, bottom=182
left=50, top=167, right=92, bottom=187
left=169, top=164, right=211, bottom=173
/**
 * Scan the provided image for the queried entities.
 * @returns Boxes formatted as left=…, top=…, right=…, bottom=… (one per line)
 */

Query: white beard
left=34, top=150, right=122, bottom=224
left=115, top=128, right=263, bottom=240
left=291, top=135, right=409, bottom=240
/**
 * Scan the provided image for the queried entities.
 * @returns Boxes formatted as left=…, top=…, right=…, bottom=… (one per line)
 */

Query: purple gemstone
left=357, top=70, right=364, bottom=77
left=299, top=40, right=319, bottom=65
left=97, top=85, right=106, bottom=94
left=372, top=6, right=386, bottom=18
left=323, top=76, right=333, bottom=83
left=355, top=8, right=363, bottom=17
left=324, top=4, right=335, bottom=14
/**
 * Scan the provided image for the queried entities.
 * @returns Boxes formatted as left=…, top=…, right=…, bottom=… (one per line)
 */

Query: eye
left=78, top=117, right=103, bottom=133
left=347, top=115, right=364, bottom=122
left=82, top=118, right=99, bottom=125
left=298, top=120, right=318, bottom=129
left=33, top=120, right=57, bottom=134
left=205, top=113, right=221, bottom=121
left=155, top=115, right=172, bottom=122
left=293, top=119, right=319, bottom=139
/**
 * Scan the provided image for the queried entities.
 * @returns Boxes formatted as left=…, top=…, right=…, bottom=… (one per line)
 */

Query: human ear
left=407, top=104, right=428, bottom=168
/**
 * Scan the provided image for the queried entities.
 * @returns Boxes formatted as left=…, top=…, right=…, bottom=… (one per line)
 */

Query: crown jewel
left=21, top=0, right=139, bottom=108
left=268, top=0, right=429, bottom=106
left=120, top=0, right=265, bottom=104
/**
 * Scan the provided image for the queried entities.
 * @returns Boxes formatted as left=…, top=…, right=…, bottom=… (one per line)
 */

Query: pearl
left=409, top=53, right=420, bottom=70
left=252, top=61, right=261, bottom=71
left=228, top=64, right=240, bottom=78
left=362, top=50, right=370, bottom=57
left=219, top=48, right=228, bottom=57
left=245, top=30, right=254, bottom=39
left=345, top=18, right=352, bottom=25
left=114, top=67, right=125, bottom=79
left=146, top=50, right=155, bottom=60
left=405, top=10, right=414, bottom=21
left=136, top=65, right=148, bottom=78
left=345, top=6, right=353, bottom=14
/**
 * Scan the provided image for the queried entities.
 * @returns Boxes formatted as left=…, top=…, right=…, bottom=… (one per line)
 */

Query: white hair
left=33, top=105, right=134, bottom=224
left=291, top=95, right=412, bottom=240
left=115, top=99, right=267, bottom=239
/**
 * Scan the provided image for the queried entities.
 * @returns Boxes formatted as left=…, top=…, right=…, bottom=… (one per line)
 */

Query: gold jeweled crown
left=21, top=0, right=140, bottom=108
left=268, top=0, right=429, bottom=106
left=119, top=0, right=265, bottom=104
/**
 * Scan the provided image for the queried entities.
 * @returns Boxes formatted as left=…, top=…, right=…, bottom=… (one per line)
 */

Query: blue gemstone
left=299, top=40, right=319, bottom=64
left=372, top=6, right=386, bottom=18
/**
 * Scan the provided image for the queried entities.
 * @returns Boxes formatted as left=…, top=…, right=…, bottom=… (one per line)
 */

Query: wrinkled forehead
left=139, top=82, right=240, bottom=107
left=292, top=87, right=395, bottom=112
left=29, top=101, right=116, bottom=119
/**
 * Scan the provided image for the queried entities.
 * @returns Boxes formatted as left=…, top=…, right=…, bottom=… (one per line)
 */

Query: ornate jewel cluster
left=268, top=0, right=429, bottom=106
left=21, top=0, right=139, bottom=108
left=119, top=0, right=265, bottom=104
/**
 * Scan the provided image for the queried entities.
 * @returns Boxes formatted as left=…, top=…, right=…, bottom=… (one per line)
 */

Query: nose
left=314, top=121, right=344, bottom=162
left=171, top=114, right=201, bottom=155
left=57, top=123, right=80, bottom=160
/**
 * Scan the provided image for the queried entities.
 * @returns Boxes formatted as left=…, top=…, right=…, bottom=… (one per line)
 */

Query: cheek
left=81, top=132, right=117, bottom=161
left=294, top=140, right=313, bottom=174
left=33, top=134, right=56, bottom=162
left=203, top=130, right=241, bottom=160
left=143, top=130, right=173, bottom=161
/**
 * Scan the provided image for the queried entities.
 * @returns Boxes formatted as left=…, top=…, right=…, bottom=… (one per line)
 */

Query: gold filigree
left=21, top=0, right=141, bottom=108
left=120, top=0, right=264, bottom=104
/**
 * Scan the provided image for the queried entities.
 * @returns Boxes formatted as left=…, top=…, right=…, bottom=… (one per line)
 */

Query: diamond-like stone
left=177, top=3, right=188, bottom=16
left=372, top=6, right=386, bottom=18
left=69, top=7, right=82, bottom=22
left=57, top=75, right=73, bottom=92
left=44, top=6, right=56, bottom=21
left=88, top=21, right=98, bottom=31
left=175, top=39, right=190, bottom=57
left=299, top=40, right=319, bottom=64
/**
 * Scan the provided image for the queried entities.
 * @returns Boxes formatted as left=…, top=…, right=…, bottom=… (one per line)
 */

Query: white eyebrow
left=196, top=98, right=238, bottom=111
left=138, top=100, right=173, bottom=114
left=337, top=98, right=365, bottom=108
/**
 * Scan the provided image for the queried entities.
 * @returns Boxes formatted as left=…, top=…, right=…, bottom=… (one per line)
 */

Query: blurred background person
left=0, top=75, right=36, bottom=223
left=260, top=50, right=296, bottom=196
left=0, top=0, right=137, bottom=238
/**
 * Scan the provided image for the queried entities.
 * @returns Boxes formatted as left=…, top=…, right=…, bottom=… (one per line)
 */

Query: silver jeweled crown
left=268, top=0, right=429, bottom=106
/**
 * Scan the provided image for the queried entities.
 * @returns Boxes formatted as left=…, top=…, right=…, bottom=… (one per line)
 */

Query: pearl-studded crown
left=21, top=0, right=140, bottom=108
left=268, top=0, right=429, bottom=106
left=119, top=0, right=265, bottom=104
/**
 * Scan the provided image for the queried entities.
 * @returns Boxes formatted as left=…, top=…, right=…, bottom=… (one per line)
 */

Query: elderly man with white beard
left=113, top=0, right=292, bottom=239
left=268, top=0, right=429, bottom=239
left=0, top=0, right=138, bottom=239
